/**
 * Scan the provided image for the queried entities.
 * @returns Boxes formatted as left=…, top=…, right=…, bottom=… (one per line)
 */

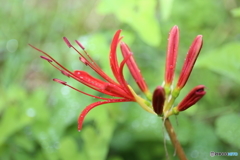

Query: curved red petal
left=120, top=42, right=149, bottom=93
left=78, top=99, right=131, bottom=131
left=110, top=30, right=122, bottom=83
left=73, top=70, right=106, bottom=89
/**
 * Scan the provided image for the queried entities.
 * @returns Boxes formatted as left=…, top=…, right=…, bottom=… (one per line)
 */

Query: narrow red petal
left=104, top=83, right=133, bottom=100
left=110, top=30, right=122, bottom=83
left=118, top=53, right=135, bottom=95
left=165, top=26, right=179, bottom=85
left=78, top=99, right=131, bottom=131
left=73, top=70, right=107, bottom=90
left=73, top=70, right=132, bottom=98
left=64, top=83, right=116, bottom=100
left=120, top=42, right=149, bottom=93
left=177, top=85, right=206, bottom=111
left=177, top=35, right=203, bottom=89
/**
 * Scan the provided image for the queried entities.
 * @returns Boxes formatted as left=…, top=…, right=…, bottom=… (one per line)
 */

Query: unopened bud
left=177, top=85, right=206, bottom=112
left=152, top=86, right=165, bottom=115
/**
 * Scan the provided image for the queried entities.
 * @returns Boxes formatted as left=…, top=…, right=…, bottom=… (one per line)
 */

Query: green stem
left=164, top=118, right=187, bottom=160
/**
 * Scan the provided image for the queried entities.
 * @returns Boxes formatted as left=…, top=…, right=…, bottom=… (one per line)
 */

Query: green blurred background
left=1, top=0, right=240, bottom=159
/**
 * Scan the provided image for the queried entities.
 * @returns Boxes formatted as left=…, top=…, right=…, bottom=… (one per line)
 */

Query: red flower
left=30, top=30, right=155, bottom=131
left=30, top=26, right=206, bottom=129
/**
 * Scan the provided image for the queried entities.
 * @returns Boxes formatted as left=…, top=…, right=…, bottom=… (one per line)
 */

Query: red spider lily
left=29, top=30, right=155, bottom=131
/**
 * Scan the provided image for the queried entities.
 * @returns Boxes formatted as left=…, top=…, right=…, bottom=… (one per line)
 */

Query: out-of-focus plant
left=30, top=25, right=206, bottom=159
left=1, top=0, right=240, bottom=160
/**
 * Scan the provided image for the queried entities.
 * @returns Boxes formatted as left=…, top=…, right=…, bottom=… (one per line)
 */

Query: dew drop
left=190, top=150, right=199, bottom=158
left=26, top=108, right=36, bottom=117
left=61, top=86, right=70, bottom=95
left=6, top=39, right=18, bottom=52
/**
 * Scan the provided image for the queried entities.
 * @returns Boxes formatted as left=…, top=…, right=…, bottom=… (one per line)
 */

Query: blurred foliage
left=1, top=0, right=240, bottom=160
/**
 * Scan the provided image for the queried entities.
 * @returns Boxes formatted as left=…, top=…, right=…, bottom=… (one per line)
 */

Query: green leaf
left=97, top=0, right=161, bottom=46
left=195, top=42, right=240, bottom=84
left=14, top=135, right=35, bottom=152
left=231, top=7, right=240, bottom=17
left=215, top=113, right=240, bottom=149
left=58, top=137, right=85, bottom=160
left=0, top=106, right=32, bottom=146
left=188, top=121, right=219, bottom=157
left=81, top=106, right=116, bottom=160
left=170, top=115, right=193, bottom=145
left=160, top=0, right=174, bottom=21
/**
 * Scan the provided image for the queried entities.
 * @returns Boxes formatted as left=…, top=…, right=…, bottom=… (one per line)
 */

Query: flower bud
left=152, top=86, right=165, bottom=115
left=177, top=85, right=206, bottom=112
left=176, top=36, right=203, bottom=89
left=164, top=25, right=179, bottom=86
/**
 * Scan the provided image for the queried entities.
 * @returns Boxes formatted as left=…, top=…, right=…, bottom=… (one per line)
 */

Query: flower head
left=30, top=30, right=155, bottom=131
left=30, top=26, right=206, bottom=131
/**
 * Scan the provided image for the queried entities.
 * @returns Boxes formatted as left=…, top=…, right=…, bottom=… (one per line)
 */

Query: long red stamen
left=53, top=78, right=67, bottom=85
left=40, top=56, right=53, bottom=62
left=64, top=39, right=118, bottom=85
left=41, top=57, right=121, bottom=97
left=63, top=37, right=72, bottom=48
left=79, top=57, right=88, bottom=65
left=53, top=78, right=117, bottom=100
left=29, top=44, right=75, bottom=77
left=61, top=70, right=71, bottom=77
left=75, top=40, right=85, bottom=50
